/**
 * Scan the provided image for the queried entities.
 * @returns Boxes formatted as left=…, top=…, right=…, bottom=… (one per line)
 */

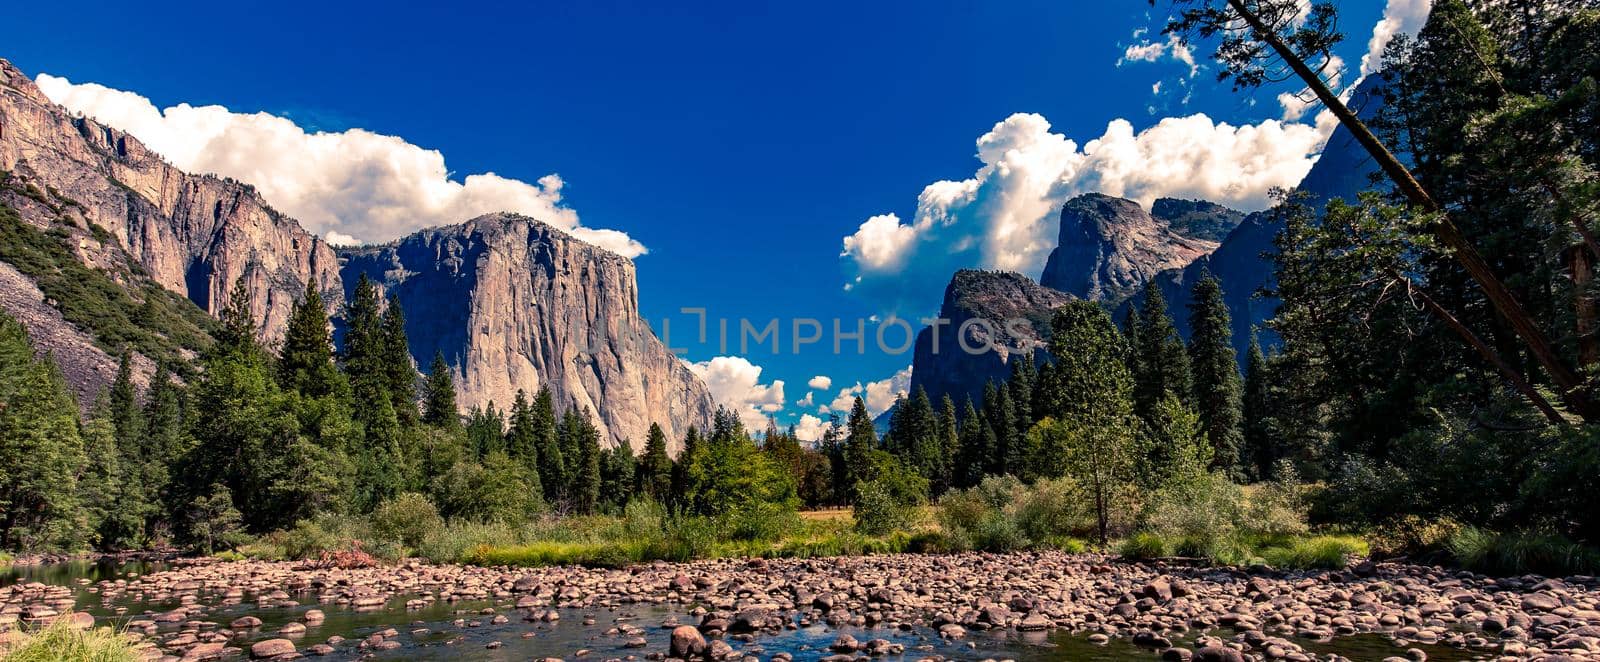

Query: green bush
left=1367, top=515, right=1462, bottom=559
left=1119, top=532, right=1170, bottom=559
left=853, top=479, right=922, bottom=536
left=936, top=476, right=1098, bottom=552
left=415, top=521, right=522, bottom=564
left=0, top=613, right=142, bottom=662
left=370, top=493, right=444, bottom=550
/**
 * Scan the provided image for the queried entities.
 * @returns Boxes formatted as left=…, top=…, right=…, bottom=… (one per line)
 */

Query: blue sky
left=7, top=0, right=1400, bottom=435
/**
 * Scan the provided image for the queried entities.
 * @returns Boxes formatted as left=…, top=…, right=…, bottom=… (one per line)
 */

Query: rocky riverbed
left=2, top=552, right=1597, bottom=661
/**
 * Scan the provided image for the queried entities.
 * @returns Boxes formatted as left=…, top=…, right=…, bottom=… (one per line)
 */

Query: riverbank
left=4, top=552, right=1597, bottom=661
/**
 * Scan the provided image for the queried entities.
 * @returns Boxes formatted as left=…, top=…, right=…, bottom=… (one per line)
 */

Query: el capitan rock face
left=1038, top=193, right=1225, bottom=303
left=0, top=57, right=713, bottom=443
left=0, top=58, right=343, bottom=340
left=908, top=269, right=1074, bottom=409
left=338, top=213, right=713, bottom=449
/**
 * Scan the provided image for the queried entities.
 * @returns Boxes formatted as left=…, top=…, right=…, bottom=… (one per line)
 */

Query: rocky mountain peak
left=338, top=211, right=712, bottom=449
left=1038, top=193, right=1221, bottom=303
left=907, top=269, right=1074, bottom=409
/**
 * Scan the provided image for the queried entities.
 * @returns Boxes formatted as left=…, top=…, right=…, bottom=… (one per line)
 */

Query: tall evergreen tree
left=983, top=382, right=1016, bottom=476
left=843, top=397, right=877, bottom=501
left=340, top=275, right=404, bottom=509
left=600, top=441, right=637, bottom=511
left=532, top=388, right=564, bottom=503
left=1133, top=286, right=1192, bottom=421
left=1187, top=271, right=1245, bottom=475
left=569, top=408, right=602, bottom=514
left=671, top=425, right=703, bottom=505
left=1006, top=357, right=1035, bottom=469
left=0, top=312, right=87, bottom=551
left=934, top=395, right=959, bottom=495
left=638, top=423, right=673, bottom=500
left=953, top=398, right=990, bottom=489
left=142, top=364, right=184, bottom=539
left=421, top=351, right=459, bottom=428
left=1241, top=331, right=1273, bottom=481
left=505, top=391, right=540, bottom=482
left=465, top=403, right=504, bottom=458
left=381, top=295, right=417, bottom=425
left=278, top=280, right=344, bottom=398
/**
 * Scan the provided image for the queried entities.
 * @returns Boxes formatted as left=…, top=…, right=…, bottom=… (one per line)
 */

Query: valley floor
left=3, top=552, right=1597, bottom=661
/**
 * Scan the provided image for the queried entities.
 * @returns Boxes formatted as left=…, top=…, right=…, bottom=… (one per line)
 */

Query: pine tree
left=0, top=313, right=87, bottom=551
left=843, top=397, right=877, bottom=501
left=934, top=395, right=959, bottom=495
left=81, top=399, right=139, bottom=549
left=639, top=423, right=672, bottom=499
left=1186, top=271, right=1244, bottom=475
left=1007, top=355, right=1036, bottom=464
left=1137, top=393, right=1210, bottom=487
left=671, top=425, right=703, bottom=505
left=278, top=279, right=344, bottom=398
left=954, top=398, right=989, bottom=489
left=465, top=402, right=505, bottom=458
left=887, top=387, right=940, bottom=487
left=382, top=295, right=417, bottom=425
left=570, top=409, right=602, bottom=514
left=142, top=364, right=184, bottom=539
left=422, top=351, right=459, bottom=428
left=600, top=440, right=636, bottom=511
left=983, top=382, right=1016, bottom=476
left=183, top=282, right=348, bottom=529
left=532, top=388, right=564, bottom=503
left=1241, top=332, right=1273, bottom=481
left=341, top=275, right=405, bottom=509
left=1133, top=286, right=1192, bottom=421
left=505, top=390, right=540, bottom=480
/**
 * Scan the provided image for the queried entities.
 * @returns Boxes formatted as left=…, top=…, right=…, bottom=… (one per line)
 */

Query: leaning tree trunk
left=1227, top=0, right=1599, bottom=422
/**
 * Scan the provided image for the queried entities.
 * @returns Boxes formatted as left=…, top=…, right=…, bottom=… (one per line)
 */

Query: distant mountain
left=1039, top=193, right=1233, bottom=304
left=0, top=57, right=713, bottom=443
left=339, top=214, right=713, bottom=448
left=907, top=269, right=1074, bottom=409
left=1127, top=77, right=1386, bottom=358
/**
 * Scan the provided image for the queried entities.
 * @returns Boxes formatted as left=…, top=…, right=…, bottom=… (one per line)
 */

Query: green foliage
left=421, top=351, right=458, bottom=428
left=430, top=452, right=541, bottom=523
left=1259, top=536, right=1369, bottom=570
left=1129, top=287, right=1191, bottom=425
left=637, top=423, right=673, bottom=500
left=0, top=613, right=141, bottom=662
left=937, top=476, right=1096, bottom=552
left=1186, top=271, right=1243, bottom=474
left=1136, top=470, right=1309, bottom=565
left=0, top=312, right=87, bottom=552
left=185, top=484, right=246, bottom=555
left=682, top=409, right=797, bottom=521
left=370, top=492, right=444, bottom=550
left=1366, top=515, right=1463, bottom=560
left=853, top=479, right=923, bottom=536
left=1045, top=301, right=1138, bottom=544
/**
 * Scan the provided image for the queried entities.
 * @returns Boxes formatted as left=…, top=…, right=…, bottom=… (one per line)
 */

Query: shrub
left=0, top=613, right=142, bottom=662
left=1367, top=515, right=1462, bottom=559
left=1120, top=532, right=1170, bottom=559
left=936, top=476, right=1099, bottom=552
left=853, top=479, right=922, bottom=536
left=370, top=493, right=444, bottom=550
left=415, top=521, right=521, bottom=564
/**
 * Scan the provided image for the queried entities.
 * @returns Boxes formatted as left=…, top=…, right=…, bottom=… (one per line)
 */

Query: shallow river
left=2, top=560, right=1492, bottom=661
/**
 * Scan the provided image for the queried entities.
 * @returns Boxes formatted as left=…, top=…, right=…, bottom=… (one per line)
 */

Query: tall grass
left=0, top=614, right=141, bottom=662
left=1447, top=527, right=1600, bottom=577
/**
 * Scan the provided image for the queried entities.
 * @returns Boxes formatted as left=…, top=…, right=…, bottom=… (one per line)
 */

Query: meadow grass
left=0, top=615, right=141, bottom=662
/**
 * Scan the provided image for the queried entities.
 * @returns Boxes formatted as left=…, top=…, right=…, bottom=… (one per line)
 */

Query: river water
left=2, top=560, right=1493, bottom=661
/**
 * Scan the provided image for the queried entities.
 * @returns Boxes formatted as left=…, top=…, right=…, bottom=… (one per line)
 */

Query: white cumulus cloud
left=33, top=73, right=645, bottom=258
left=1118, top=34, right=1199, bottom=78
left=1360, top=0, right=1433, bottom=81
left=685, top=356, right=786, bottom=431
left=807, top=375, right=832, bottom=391
left=827, top=366, right=912, bottom=417
left=792, top=414, right=829, bottom=443
left=840, top=112, right=1324, bottom=309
